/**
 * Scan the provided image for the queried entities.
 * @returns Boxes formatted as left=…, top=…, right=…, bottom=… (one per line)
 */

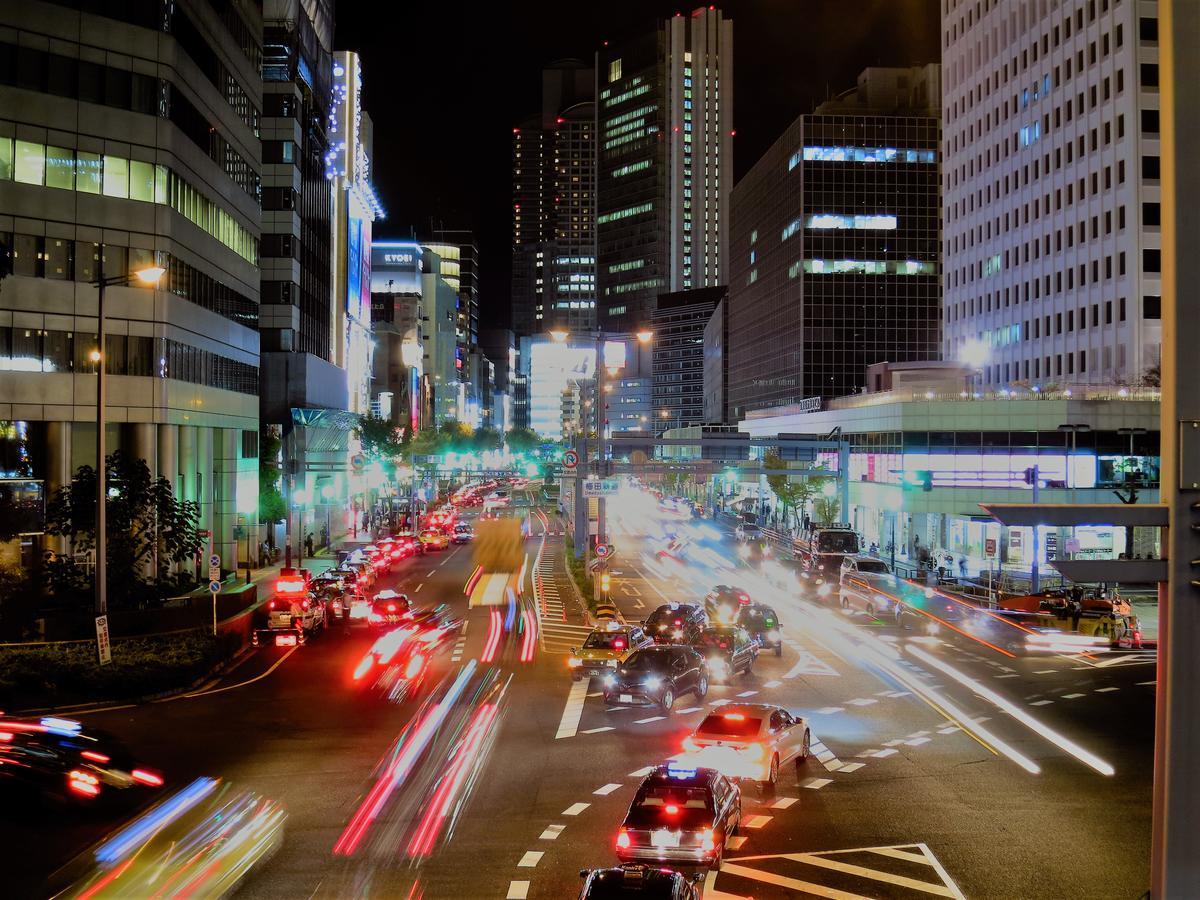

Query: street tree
left=356, top=414, right=407, bottom=461
left=473, top=426, right=502, bottom=452
left=504, top=427, right=540, bottom=455
left=812, top=495, right=841, bottom=525
left=258, top=428, right=286, bottom=542
left=764, top=453, right=834, bottom=530
left=45, top=450, right=203, bottom=607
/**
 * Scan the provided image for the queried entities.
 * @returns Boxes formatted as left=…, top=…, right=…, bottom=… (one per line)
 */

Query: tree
left=473, top=426, right=502, bottom=452
left=410, top=427, right=448, bottom=458
left=258, top=428, right=286, bottom=537
left=45, top=450, right=203, bottom=607
left=1140, top=359, right=1161, bottom=388
left=764, top=453, right=834, bottom=531
left=812, top=495, right=841, bottom=526
left=356, top=414, right=407, bottom=461
left=505, top=427, right=540, bottom=455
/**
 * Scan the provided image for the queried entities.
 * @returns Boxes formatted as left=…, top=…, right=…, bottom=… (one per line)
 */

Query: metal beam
left=1049, top=559, right=1168, bottom=584
left=978, top=503, right=1168, bottom=527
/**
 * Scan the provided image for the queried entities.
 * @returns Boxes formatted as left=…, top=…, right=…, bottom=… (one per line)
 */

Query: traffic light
left=1023, top=466, right=1038, bottom=485
left=599, top=572, right=611, bottom=596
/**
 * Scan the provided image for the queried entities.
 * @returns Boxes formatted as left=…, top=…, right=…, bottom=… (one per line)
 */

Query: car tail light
left=614, top=640, right=624, bottom=650
left=68, top=769, right=100, bottom=797
left=81, top=750, right=110, bottom=763
left=387, top=603, right=397, bottom=612
left=0, top=732, right=12, bottom=743
left=665, top=803, right=679, bottom=815
left=700, top=828, right=715, bottom=853
left=616, top=829, right=631, bottom=850
left=132, top=769, right=163, bottom=787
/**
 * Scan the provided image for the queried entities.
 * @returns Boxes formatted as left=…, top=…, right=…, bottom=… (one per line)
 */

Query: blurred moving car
left=369, top=589, right=412, bottom=628
left=0, top=716, right=164, bottom=804
left=703, top=585, right=751, bottom=624
left=734, top=522, right=763, bottom=543
left=419, top=529, right=450, bottom=551
left=680, top=704, right=810, bottom=792
left=602, top=646, right=708, bottom=712
left=452, top=522, right=475, bottom=544
left=643, top=602, right=708, bottom=645
left=616, top=765, right=741, bottom=868
left=839, top=555, right=900, bottom=617
left=406, top=604, right=465, bottom=653
left=53, top=777, right=284, bottom=897
left=691, top=626, right=757, bottom=682
left=578, top=864, right=702, bottom=899
left=568, top=622, right=654, bottom=681
left=736, top=603, right=784, bottom=657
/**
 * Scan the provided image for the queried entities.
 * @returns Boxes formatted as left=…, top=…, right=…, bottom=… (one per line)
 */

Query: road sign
left=209, top=553, right=221, bottom=568
left=587, top=557, right=608, bottom=573
left=209, top=580, right=222, bottom=593
left=985, top=538, right=997, bottom=558
left=95, top=616, right=111, bottom=666
left=594, top=542, right=612, bottom=559
left=582, top=478, right=619, bottom=497
left=563, top=449, right=579, bottom=470
left=350, top=452, right=367, bottom=472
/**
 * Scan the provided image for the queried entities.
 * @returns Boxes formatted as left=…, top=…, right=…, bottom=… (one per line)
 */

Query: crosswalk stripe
left=555, top=680, right=589, bottom=739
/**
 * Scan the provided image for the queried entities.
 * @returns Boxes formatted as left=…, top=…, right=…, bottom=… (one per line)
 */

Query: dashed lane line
left=737, top=690, right=758, bottom=698
left=771, top=797, right=798, bottom=809
left=838, top=762, right=865, bottom=773
left=727, top=836, right=749, bottom=851
left=540, top=825, right=565, bottom=840
left=815, top=706, right=844, bottom=715
left=628, top=766, right=655, bottom=778
left=846, top=697, right=878, bottom=707
left=427, top=569, right=436, bottom=577
left=904, top=737, right=932, bottom=746
left=803, top=778, right=833, bottom=790
left=635, top=715, right=666, bottom=724
left=1096, top=686, right=1120, bottom=693
left=675, top=706, right=703, bottom=715
left=1030, top=699, right=1054, bottom=706
left=581, top=726, right=614, bottom=734
left=562, top=803, right=590, bottom=816
left=745, top=814, right=773, bottom=828
left=1063, top=692, right=1085, bottom=699
left=506, top=881, right=530, bottom=899
left=555, top=679, right=589, bottom=740
left=764, top=680, right=782, bottom=688
left=871, top=748, right=899, bottom=758
left=415, top=583, right=423, bottom=592
left=593, top=783, right=623, bottom=795
left=517, top=851, right=544, bottom=867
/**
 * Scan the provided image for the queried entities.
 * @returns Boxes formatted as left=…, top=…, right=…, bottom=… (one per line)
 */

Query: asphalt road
left=1, top=492, right=1155, bottom=899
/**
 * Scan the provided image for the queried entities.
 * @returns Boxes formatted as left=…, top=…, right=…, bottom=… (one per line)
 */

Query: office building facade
left=727, top=66, right=942, bottom=419
left=595, top=7, right=732, bottom=332
left=370, top=241, right=426, bottom=434
left=942, top=0, right=1162, bottom=386
left=0, top=0, right=263, bottom=570
left=651, top=286, right=723, bottom=433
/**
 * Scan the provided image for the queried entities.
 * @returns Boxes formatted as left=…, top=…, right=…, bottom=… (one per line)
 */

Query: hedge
left=564, top=534, right=596, bottom=613
left=0, top=630, right=241, bottom=709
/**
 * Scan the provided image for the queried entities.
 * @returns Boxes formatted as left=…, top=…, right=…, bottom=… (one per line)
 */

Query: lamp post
left=89, top=258, right=165, bottom=644
left=1057, top=423, right=1092, bottom=559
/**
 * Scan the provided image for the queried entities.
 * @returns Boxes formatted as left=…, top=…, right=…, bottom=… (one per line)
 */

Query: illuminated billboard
left=526, top=338, right=631, bottom=439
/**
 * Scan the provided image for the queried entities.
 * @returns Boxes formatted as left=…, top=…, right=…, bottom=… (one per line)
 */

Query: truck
left=793, top=523, right=861, bottom=592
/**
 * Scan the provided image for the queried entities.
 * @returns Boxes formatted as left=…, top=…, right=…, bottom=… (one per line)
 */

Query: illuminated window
left=804, top=214, right=897, bottom=230
left=609, top=58, right=622, bottom=83
left=802, top=259, right=936, bottom=275
left=103, top=155, right=128, bottom=198
left=14, top=140, right=45, bottom=185
left=789, top=146, right=935, bottom=170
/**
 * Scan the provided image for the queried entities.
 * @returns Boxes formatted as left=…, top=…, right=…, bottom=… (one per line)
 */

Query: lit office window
left=102, top=155, right=128, bottom=198
left=14, top=140, right=45, bottom=185
left=805, top=214, right=897, bottom=230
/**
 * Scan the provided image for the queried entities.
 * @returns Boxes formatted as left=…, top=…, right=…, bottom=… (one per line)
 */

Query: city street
left=3, top=495, right=1154, bottom=898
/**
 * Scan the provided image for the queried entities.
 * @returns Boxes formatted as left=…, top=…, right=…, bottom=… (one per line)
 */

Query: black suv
left=692, top=626, right=758, bottom=682
left=736, top=603, right=784, bottom=657
left=578, top=865, right=702, bottom=899
left=603, top=646, right=709, bottom=712
left=644, top=603, right=708, bottom=644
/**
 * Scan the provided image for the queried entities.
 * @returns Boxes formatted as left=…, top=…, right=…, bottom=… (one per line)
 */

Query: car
left=253, top=581, right=326, bottom=647
left=406, top=604, right=465, bottom=652
left=452, top=522, right=474, bottom=544
left=839, top=555, right=900, bottom=618
left=679, top=704, right=811, bottom=792
left=655, top=537, right=691, bottom=564
left=568, top=622, right=654, bottom=681
left=616, top=764, right=741, bottom=868
left=419, top=529, right=450, bottom=551
left=736, top=603, right=784, bottom=657
left=0, top=716, right=165, bottom=804
left=703, top=585, right=751, bottom=625
left=602, top=646, right=709, bottom=712
left=393, top=532, right=423, bottom=556
left=691, top=626, right=757, bottom=682
left=342, top=559, right=376, bottom=592
left=310, top=575, right=350, bottom=621
left=578, top=865, right=702, bottom=899
left=643, top=603, right=708, bottom=645
left=734, top=522, right=763, bottom=542
left=351, top=626, right=433, bottom=700
left=369, top=589, right=412, bottom=628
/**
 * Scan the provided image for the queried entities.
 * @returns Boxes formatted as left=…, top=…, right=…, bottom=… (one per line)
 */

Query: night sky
left=334, top=0, right=940, bottom=330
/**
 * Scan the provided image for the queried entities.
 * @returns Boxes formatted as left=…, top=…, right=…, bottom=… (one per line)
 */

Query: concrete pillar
left=130, top=422, right=157, bottom=479
left=178, top=425, right=196, bottom=504
left=45, top=421, right=73, bottom=556
left=158, top=425, right=179, bottom=497
left=197, top=426, right=214, bottom=539
left=213, top=428, right=238, bottom=578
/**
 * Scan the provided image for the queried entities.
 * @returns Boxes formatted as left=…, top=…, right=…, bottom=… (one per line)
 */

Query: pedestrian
left=958, top=557, right=968, bottom=578
left=321, top=524, right=329, bottom=548
left=1070, top=598, right=1083, bottom=631
left=305, top=532, right=314, bottom=557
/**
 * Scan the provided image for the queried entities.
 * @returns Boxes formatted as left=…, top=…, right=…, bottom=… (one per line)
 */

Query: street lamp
left=90, top=260, right=165, bottom=644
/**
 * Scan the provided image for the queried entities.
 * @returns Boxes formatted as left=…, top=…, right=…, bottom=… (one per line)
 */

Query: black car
left=0, top=717, right=165, bottom=805
left=603, top=646, right=709, bottom=712
left=691, top=626, right=758, bottom=682
left=644, top=603, right=707, bottom=645
left=736, top=604, right=784, bottom=657
left=369, top=590, right=412, bottom=628
left=579, top=865, right=702, bottom=899
left=703, top=585, right=751, bottom=624
left=616, top=765, right=742, bottom=868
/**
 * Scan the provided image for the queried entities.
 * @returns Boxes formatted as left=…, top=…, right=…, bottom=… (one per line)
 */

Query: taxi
left=616, top=764, right=741, bottom=868
left=568, top=621, right=653, bottom=682
left=703, top=585, right=751, bottom=624
left=680, top=704, right=810, bottom=791
left=419, top=528, right=450, bottom=551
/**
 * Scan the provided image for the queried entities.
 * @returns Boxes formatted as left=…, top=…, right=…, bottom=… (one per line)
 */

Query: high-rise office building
left=0, top=0, right=263, bottom=570
left=652, top=286, right=724, bottom=434
left=428, top=228, right=479, bottom=352
left=370, top=241, right=426, bottom=434
left=942, top=0, right=1161, bottom=386
left=511, top=60, right=596, bottom=338
left=595, top=7, right=733, bottom=333
left=727, top=66, right=942, bottom=419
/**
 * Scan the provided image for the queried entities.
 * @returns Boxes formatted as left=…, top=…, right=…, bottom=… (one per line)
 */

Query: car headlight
left=644, top=676, right=662, bottom=690
left=767, top=629, right=780, bottom=640
left=817, top=583, right=831, bottom=597
left=567, top=656, right=582, bottom=668
left=602, top=675, right=616, bottom=688
left=673, top=629, right=683, bottom=639
left=708, top=659, right=728, bottom=674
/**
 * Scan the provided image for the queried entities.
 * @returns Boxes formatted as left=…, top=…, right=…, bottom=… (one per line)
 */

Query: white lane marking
left=764, top=680, right=783, bottom=688
left=872, top=748, right=899, bottom=758
left=586, top=692, right=602, bottom=697
left=540, top=825, right=565, bottom=840
left=1096, top=686, right=1120, bottom=693
left=745, top=814, right=773, bottom=828
left=629, top=766, right=655, bottom=778
left=907, top=730, right=931, bottom=738
left=635, top=715, right=666, bottom=724
left=562, top=802, right=590, bottom=816
left=816, top=751, right=836, bottom=763
left=995, top=673, right=1020, bottom=678
left=815, top=706, right=844, bottom=715
left=1030, top=699, right=1054, bottom=706
left=886, top=691, right=911, bottom=698
left=180, top=647, right=297, bottom=699
left=415, top=583, right=423, bottom=593
left=904, top=737, right=932, bottom=746
left=803, top=778, right=833, bottom=789
left=555, top=680, right=590, bottom=740
left=507, top=881, right=530, bottom=899
left=517, top=851, right=543, bottom=867
left=727, top=836, right=749, bottom=851
left=581, top=726, right=614, bottom=734
left=937, top=726, right=960, bottom=734
left=838, top=762, right=865, bottom=773
left=771, top=796, right=798, bottom=809
left=1034, top=669, right=1057, bottom=674
left=594, top=783, right=623, bottom=795
left=846, top=697, right=878, bottom=707
left=737, top=690, right=758, bottom=698
left=1063, top=692, right=1086, bottom=699
left=1138, top=680, right=1157, bottom=686
left=783, top=650, right=840, bottom=678
left=675, top=706, right=703, bottom=715
left=427, top=569, right=436, bottom=577
left=882, top=740, right=904, bottom=747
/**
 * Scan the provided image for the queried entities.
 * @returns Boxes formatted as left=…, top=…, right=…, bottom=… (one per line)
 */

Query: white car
left=680, top=703, right=811, bottom=791
left=839, top=555, right=899, bottom=617
left=735, top=523, right=764, bottom=542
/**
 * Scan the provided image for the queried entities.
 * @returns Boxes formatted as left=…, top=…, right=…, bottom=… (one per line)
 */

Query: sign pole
left=208, top=551, right=221, bottom=637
